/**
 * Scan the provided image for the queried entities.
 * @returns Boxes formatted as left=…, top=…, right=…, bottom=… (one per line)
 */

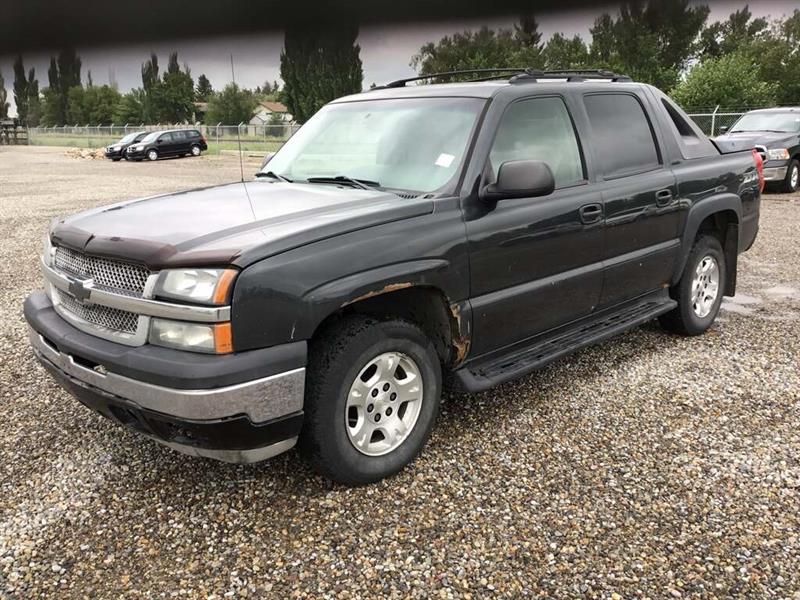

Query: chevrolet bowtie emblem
left=68, top=277, right=94, bottom=304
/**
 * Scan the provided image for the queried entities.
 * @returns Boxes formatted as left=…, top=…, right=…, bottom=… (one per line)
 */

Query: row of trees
left=412, top=3, right=800, bottom=110
left=5, top=49, right=286, bottom=127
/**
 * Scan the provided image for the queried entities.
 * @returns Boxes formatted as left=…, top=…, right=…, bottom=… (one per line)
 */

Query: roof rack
left=374, top=68, right=632, bottom=90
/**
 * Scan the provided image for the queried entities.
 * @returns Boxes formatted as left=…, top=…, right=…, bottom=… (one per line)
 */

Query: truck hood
left=51, top=181, right=433, bottom=269
left=713, top=130, right=798, bottom=153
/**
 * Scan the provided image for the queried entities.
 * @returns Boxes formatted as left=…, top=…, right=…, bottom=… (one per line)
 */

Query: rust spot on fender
left=449, top=303, right=471, bottom=365
left=341, top=282, right=413, bottom=307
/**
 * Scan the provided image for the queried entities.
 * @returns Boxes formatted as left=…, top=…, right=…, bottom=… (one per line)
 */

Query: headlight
left=154, top=268, right=237, bottom=305
left=114, top=146, right=121, bottom=151
left=767, top=148, right=790, bottom=161
left=149, top=319, right=233, bottom=354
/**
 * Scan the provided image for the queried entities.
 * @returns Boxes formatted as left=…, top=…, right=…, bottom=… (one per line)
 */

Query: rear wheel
left=659, top=234, right=726, bottom=336
left=146, top=149, right=159, bottom=162
left=781, top=159, right=799, bottom=193
left=190, top=144, right=202, bottom=157
left=300, top=316, right=441, bottom=485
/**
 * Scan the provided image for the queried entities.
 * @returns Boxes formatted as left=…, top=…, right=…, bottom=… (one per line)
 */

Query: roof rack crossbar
left=378, top=68, right=528, bottom=89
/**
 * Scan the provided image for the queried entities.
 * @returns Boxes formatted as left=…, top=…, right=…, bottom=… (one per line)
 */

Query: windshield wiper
left=255, top=170, right=292, bottom=183
left=306, top=175, right=381, bottom=190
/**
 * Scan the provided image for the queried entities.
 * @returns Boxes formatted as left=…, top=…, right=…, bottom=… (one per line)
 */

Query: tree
left=671, top=52, right=778, bottom=110
left=0, top=70, right=9, bottom=119
left=26, top=70, right=41, bottom=126
left=542, top=33, right=590, bottom=70
left=589, top=0, right=709, bottom=90
left=410, top=18, right=544, bottom=79
left=155, top=60, right=195, bottom=122
left=113, top=89, right=147, bottom=124
left=65, top=85, right=85, bottom=124
left=204, top=83, right=257, bottom=124
left=281, top=20, right=363, bottom=123
left=40, top=49, right=82, bottom=125
left=698, top=5, right=768, bottom=60
left=13, top=56, right=29, bottom=125
left=196, top=74, right=213, bottom=101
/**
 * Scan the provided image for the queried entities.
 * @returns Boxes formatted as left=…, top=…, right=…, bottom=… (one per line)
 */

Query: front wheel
left=781, top=159, right=799, bottom=193
left=147, top=149, right=158, bottom=161
left=300, top=316, right=442, bottom=485
left=659, top=234, right=726, bottom=336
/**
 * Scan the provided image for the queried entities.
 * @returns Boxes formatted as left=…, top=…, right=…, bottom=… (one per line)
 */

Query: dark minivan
left=105, top=131, right=146, bottom=161
left=126, top=129, right=208, bottom=161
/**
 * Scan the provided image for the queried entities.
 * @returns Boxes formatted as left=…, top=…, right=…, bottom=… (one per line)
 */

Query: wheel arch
left=673, top=195, right=741, bottom=296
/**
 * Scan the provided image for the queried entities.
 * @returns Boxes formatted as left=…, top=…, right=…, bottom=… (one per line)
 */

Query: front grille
left=55, top=289, right=140, bottom=334
left=54, top=246, right=150, bottom=297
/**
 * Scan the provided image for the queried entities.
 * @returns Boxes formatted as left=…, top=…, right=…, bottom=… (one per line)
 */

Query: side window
left=159, top=132, right=173, bottom=143
left=489, top=97, right=584, bottom=189
left=583, top=93, right=660, bottom=178
left=174, top=131, right=188, bottom=140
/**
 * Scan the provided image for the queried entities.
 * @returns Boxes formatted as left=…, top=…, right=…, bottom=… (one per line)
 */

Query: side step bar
left=455, top=294, right=677, bottom=393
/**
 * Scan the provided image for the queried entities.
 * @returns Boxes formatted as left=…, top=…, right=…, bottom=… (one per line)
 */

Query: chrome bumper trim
left=29, top=327, right=306, bottom=423
left=162, top=437, right=298, bottom=463
left=41, top=259, right=230, bottom=323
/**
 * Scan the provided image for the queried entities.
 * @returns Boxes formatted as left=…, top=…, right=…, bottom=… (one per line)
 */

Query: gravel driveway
left=1, top=146, right=799, bottom=598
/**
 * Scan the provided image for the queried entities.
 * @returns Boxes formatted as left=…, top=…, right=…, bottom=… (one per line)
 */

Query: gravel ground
left=1, top=146, right=799, bottom=599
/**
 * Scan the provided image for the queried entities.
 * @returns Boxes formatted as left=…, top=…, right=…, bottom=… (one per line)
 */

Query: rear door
left=581, top=91, right=681, bottom=308
left=465, top=94, right=605, bottom=356
left=173, top=130, right=191, bottom=155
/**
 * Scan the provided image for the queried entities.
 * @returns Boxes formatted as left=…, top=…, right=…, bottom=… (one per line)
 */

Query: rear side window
left=189, top=130, right=200, bottom=138
left=583, top=93, right=660, bottom=178
left=489, top=96, right=585, bottom=189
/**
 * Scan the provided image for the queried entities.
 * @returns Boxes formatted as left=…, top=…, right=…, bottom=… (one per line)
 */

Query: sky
left=1, top=0, right=797, bottom=117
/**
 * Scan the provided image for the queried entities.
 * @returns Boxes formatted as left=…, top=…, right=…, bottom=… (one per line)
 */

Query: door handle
left=656, top=189, right=673, bottom=207
left=579, top=203, right=603, bottom=224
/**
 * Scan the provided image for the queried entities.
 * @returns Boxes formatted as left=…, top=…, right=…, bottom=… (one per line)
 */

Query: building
left=249, top=101, right=292, bottom=126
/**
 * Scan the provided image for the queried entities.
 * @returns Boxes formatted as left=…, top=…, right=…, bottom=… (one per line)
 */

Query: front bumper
left=126, top=148, right=147, bottom=159
left=105, top=148, right=124, bottom=159
left=763, top=160, right=789, bottom=182
left=24, top=292, right=307, bottom=463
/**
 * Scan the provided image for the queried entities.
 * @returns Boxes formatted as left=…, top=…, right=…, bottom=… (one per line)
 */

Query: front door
left=465, top=95, right=605, bottom=357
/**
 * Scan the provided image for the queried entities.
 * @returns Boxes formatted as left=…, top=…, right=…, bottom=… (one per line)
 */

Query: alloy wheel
left=691, top=255, right=720, bottom=318
left=345, top=351, right=423, bottom=456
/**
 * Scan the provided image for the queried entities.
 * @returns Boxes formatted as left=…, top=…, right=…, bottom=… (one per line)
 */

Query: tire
left=659, top=234, right=726, bottom=336
left=300, top=316, right=442, bottom=486
left=190, top=144, right=202, bottom=157
left=146, top=149, right=158, bottom=162
left=111, top=158, right=121, bottom=162
left=781, top=159, right=799, bottom=193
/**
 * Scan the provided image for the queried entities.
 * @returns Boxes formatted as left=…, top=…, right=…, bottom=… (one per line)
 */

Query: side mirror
left=157, top=137, right=163, bottom=143
left=480, top=160, right=555, bottom=201
left=718, top=126, right=729, bottom=134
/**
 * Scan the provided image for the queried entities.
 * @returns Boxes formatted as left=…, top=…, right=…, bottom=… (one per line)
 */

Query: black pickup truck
left=24, top=70, right=762, bottom=485
left=714, top=107, right=800, bottom=193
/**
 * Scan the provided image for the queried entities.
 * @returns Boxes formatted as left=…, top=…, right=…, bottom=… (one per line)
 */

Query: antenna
left=230, top=54, right=245, bottom=183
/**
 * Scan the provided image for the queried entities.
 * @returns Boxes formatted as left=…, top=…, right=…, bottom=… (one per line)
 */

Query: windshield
left=117, top=132, right=140, bottom=144
left=262, top=97, right=485, bottom=193
left=731, top=112, right=800, bottom=133
left=141, top=131, right=161, bottom=143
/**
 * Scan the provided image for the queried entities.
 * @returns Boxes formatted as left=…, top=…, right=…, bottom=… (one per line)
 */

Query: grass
left=28, top=134, right=286, bottom=155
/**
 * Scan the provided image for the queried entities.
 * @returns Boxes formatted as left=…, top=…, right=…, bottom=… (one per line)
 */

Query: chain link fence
left=27, top=123, right=302, bottom=154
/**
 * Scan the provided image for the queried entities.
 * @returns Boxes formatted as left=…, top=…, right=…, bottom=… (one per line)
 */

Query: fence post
left=216, top=122, right=221, bottom=146
left=710, top=105, right=719, bottom=137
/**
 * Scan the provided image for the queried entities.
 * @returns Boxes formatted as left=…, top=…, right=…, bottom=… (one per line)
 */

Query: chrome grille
left=55, top=289, right=140, bottom=334
left=54, top=246, right=150, bottom=296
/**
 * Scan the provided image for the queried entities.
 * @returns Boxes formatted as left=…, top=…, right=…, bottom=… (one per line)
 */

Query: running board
left=455, top=294, right=677, bottom=393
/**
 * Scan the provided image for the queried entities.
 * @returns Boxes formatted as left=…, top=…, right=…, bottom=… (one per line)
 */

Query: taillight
left=752, top=148, right=765, bottom=193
